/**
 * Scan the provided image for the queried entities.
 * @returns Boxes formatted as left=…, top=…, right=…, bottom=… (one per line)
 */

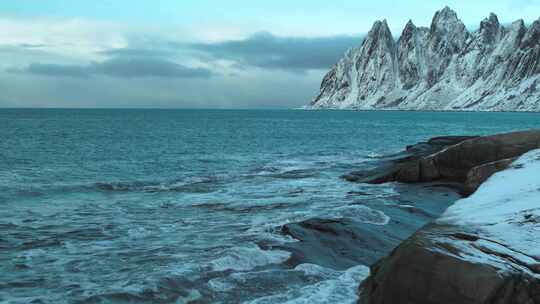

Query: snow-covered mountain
left=309, top=7, right=540, bottom=111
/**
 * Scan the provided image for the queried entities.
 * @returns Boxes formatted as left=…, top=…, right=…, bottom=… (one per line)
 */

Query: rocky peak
left=398, top=20, right=419, bottom=49
left=482, top=13, right=499, bottom=28
left=364, top=19, right=394, bottom=48
left=430, top=6, right=462, bottom=33
left=503, top=19, right=527, bottom=51
left=400, top=20, right=417, bottom=42
left=397, top=19, right=426, bottom=89
left=358, top=19, right=396, bottom=68
left=521, top=18, right=540, bottom=49
left=478, top=13, right=503, bottom=45
left=429, top=6, right=469, bottom=54
left=509, top=19, right=526, bottom=35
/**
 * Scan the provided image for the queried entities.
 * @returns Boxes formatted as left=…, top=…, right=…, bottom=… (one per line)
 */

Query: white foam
left=294, top=263, right=340, bottom=279
left=176, top=289, right=202, bottom=303
left=127, top=227, right=151, bottom=240
left=246, top=265, right=370, bottom=304
left=332, top=205, right=390, bottom=225
left=207, top=277, right=236, bottom=292
left=210, top=245, right=291, bottom=272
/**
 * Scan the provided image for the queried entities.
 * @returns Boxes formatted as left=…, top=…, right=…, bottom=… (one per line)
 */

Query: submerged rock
left=278, top=184, right=460, bottom=270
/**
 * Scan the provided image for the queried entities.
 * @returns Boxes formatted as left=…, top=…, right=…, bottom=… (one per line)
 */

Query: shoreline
left=301, top=107, right=540, bottom=113
left=352, top=130, right=540, bottom=303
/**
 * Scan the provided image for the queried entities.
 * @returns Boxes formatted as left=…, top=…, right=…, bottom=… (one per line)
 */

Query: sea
left=1, top=109, right=539, bottom=304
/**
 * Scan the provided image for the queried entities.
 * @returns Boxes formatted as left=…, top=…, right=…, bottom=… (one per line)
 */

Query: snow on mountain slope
left=309, top=7, right=540, bottom=111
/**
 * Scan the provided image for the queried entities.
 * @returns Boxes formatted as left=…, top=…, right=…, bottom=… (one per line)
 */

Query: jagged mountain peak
left=521, top=18, right=540, bottom=49
left=440, top=6, right=455, bottom=14
left=398, top=20, right=420, bottom=46
left=309, top=8, right=540, bottom=112
left=362, top=19, right=396, bottom=55
left=476, top=12, right=503, bottom=46
left=513, top=19, right=526, bottom=27
left=509, top=19, right=526, bottom=32
left=431, top=6, right=463, bottom=29
left=428, top=6, right=469, bottom=55
left=480, top=13, right=500, bottom=30
left=402, top=20, right=417, bottom=33
left=367, top=19, right=393, bottom=38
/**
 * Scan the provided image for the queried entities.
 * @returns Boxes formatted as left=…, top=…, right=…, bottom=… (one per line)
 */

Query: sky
left=1, top=0, right=539, bottom=108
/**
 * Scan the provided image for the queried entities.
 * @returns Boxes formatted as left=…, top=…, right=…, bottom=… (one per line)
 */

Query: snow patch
left=437, top=149, right=540, bottom=273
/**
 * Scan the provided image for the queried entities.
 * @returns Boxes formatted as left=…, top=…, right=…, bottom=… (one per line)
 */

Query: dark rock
left=347, top=130, right=540, bottom=195
left=280, top=218, right=398, bottom=270
left=344, top=136, right=477, bottom=184
left=278, top=184, right=460, bottom=271
left=424, top=130, right=540, bottom=183
left=358, top=224, right=540, bottom=304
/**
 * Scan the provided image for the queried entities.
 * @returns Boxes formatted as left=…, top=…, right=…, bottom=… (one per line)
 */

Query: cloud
left=12, top=57, right=214, bottom=79
left=187, top=32, right=362, bottom=71
left=25, top=63, right=91, bottom=78
left=98, top=48, right=175, bottom=58
left=95, top=58, right=213, bottom=78
left=0, top=68, right=325, bottom=109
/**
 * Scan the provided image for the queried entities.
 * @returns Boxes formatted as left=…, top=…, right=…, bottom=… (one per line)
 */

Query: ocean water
left=1, top=109, right=539, bottom=304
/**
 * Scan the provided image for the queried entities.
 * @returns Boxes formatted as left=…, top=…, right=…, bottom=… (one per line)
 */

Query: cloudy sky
left=1, top=0, right=539, bottom=108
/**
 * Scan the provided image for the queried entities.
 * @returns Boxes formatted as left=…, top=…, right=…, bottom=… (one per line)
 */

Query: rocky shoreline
left=345, top=130, right=540, bottom=195
left=348, top=130, right=540, bottom=303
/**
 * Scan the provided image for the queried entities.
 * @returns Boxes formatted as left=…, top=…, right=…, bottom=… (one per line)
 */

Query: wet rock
left=344, top=136, right=476, bottom=183
left=278, top=184, right=460, bottom=271
left=280, top=218, right=399, bottom=270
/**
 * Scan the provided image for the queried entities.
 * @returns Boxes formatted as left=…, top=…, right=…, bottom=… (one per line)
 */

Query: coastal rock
left=359, top=224, right=540, bottom=304
left=278, top=184, right=460, bottom=270
left=309, top=7, right=540, bottom=111
left=426, top=130, right=540, bottom=182
left=343, top=135, right=477, bottom=183
left=347, top=130, right=540, bottom=191
left=358, top=150, right=540, bottom=304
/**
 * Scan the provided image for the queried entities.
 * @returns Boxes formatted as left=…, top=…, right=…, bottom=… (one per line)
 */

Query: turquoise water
left=1, top=109, right=539, bottom=303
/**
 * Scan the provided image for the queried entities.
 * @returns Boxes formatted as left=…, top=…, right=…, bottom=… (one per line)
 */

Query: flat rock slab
left=276, top=184, right=460, bottom=270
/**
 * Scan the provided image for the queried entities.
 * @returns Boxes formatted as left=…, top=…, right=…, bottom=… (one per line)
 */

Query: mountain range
left=309, top=7, right=540, bottom=111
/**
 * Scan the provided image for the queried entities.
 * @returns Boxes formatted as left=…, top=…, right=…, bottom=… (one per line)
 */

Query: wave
left=246, top=264, right=370, bottom=304
left=209, top=245, right=291, bottom=272
left=92, top=176, right=225, bottom=194
left=331, top=205, right=391, bottom=226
